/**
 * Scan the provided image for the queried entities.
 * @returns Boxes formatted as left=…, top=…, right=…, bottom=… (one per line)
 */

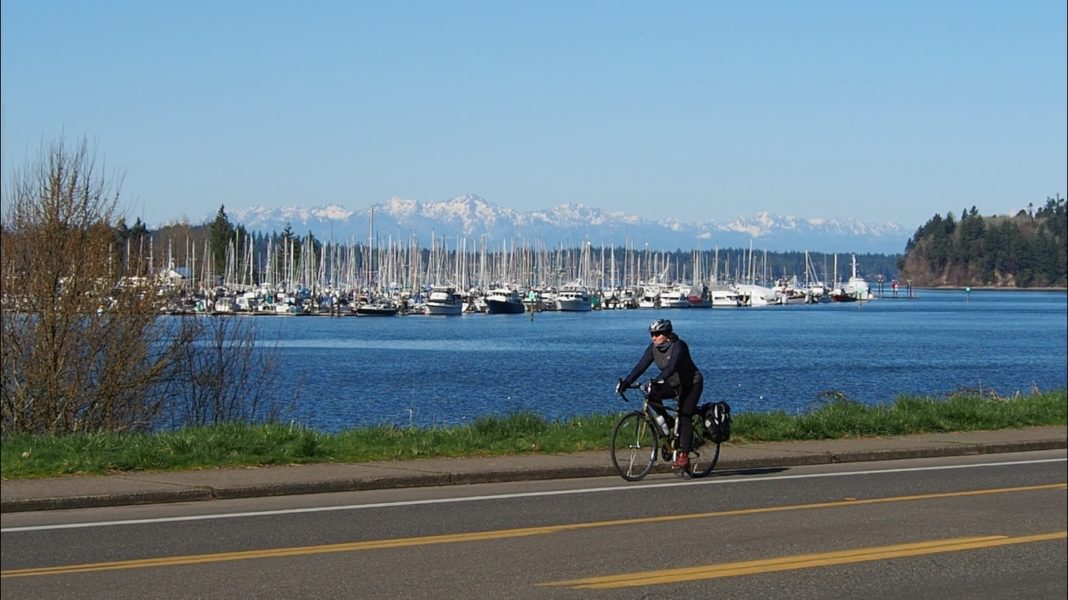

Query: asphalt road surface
left=2, top=450, right=1065, bottom=599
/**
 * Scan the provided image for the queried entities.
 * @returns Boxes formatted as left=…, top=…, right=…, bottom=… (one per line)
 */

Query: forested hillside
left=899, top=197, right=1066, bottom=288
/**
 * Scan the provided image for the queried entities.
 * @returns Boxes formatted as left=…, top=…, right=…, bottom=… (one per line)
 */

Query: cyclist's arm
left=622, top=345, right=655, bottom=386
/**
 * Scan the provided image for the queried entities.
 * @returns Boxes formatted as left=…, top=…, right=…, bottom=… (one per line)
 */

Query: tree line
left=899, top=198, right=1067, bottom=288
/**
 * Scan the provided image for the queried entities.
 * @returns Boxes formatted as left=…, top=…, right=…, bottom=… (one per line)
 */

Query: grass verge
left=2, top=389, right=1064, bottom=479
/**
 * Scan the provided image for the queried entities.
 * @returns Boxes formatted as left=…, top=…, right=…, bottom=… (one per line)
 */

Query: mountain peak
left=227, top=197, right=907, bottom=254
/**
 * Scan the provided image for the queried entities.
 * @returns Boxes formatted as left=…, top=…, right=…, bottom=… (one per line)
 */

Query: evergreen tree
left=210, top=206, right=235, bottom=279
left=901, top=202, right=1066, bottom=287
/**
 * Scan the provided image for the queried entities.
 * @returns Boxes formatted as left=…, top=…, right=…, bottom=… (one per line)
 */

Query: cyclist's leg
left=640, top=384, right=674, bottom=431
left=677, top=381, right=702, bottom=454
left=646, top=385, right=677, bottom=456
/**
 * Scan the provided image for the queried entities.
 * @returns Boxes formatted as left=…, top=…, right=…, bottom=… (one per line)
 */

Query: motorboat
left=424, top=285, right=463, bottom=315
left=485, top=287, right=525, bottom=314
left=708, top=285, right=742, bottom=307
left=355, top=297, right=399, bottom=316
left=554, top=283, right=592, bottom=312
left=658, top=284, right=690, bottom=309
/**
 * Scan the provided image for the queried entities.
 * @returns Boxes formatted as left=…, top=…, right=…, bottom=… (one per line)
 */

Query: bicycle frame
left=610, top=380, right=719, bottom=481
left=624, top=384, right=693, bottom=453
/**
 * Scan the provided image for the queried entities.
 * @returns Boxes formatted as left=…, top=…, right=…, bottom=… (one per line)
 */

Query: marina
left=168, top=289, right=1067, bottom=433
left=152, top=230, right=901, bottom=316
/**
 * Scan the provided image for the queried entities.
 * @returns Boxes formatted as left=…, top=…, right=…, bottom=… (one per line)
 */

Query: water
left=243, top=290, right=1066, bottom=432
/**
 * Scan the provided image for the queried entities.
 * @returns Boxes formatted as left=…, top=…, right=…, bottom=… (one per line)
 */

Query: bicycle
left=610, top=381, right=721, bottom=481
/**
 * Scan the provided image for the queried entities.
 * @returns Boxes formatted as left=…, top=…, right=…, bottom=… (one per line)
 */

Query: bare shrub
left=3, top=138, right=288, bottom=435
left=0, top=138, right=198, bottom=434
left=165, top=315, right=280, bottom=427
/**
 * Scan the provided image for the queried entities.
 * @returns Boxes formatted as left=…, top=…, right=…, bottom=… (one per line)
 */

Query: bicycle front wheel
left=610, top=411, right=660, bottom=481
left=686, top=414, right=721, bottom=478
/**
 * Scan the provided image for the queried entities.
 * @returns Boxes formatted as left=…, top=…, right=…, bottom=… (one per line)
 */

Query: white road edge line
left=3, top=457, right=1065, bottom=533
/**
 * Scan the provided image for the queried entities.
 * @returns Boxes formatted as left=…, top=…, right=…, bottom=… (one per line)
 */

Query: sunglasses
left=650, top=331, right=665, bottom=337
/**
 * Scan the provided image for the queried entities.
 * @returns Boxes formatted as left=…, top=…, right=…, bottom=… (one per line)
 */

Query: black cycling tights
left=648, top=381, right=704, bottom=453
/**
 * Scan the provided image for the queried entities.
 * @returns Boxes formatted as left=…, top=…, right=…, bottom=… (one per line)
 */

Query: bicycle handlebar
left=617, top=379, right=684, bottom=406
left=616, top=379, right=651, bottom=402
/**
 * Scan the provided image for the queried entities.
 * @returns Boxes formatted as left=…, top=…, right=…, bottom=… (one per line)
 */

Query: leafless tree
left=1, top=138, right=197, bottom=434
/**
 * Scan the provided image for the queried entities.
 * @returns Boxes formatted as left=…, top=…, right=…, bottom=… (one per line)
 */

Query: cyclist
left=616, top=319, right=705, bottom=469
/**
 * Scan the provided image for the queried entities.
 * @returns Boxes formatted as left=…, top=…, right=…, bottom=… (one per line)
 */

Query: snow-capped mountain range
left=226, top=195, right=909, bottom=254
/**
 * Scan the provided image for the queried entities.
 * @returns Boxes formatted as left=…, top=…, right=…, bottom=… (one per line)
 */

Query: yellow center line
left=3, top=482, right=1064, bottom=579
left=542, top=532, right=1068, bottom=589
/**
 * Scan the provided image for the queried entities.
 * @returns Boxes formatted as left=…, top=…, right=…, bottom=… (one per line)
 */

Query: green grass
left=2, top=389, right=1064, bottom=479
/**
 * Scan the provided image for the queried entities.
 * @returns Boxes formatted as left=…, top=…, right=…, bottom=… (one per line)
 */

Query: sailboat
left=352, top=205, right=398, bottom=316
left=554, top=242, right=594, bottom=312
left=831, top=254, right=872, bottom=302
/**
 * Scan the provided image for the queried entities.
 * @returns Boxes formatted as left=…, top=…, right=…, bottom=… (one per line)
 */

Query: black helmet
left=648, top=319, right=673, bottom=335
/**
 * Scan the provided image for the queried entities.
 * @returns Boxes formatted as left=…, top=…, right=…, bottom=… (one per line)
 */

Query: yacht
left=708, top=285, right=742, bottom=307
left=658, top=284, right=691, bottom=309
left=485, top=287, right=525, bottom=314
left=554, top=283, right=592, bottom=312
left=355, top=296, right=399, bottom=316
left=424, top=285, right=463, bottom=315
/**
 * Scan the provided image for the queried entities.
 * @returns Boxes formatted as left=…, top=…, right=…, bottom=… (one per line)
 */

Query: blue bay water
left=245, top=290, right=1066, bottom=432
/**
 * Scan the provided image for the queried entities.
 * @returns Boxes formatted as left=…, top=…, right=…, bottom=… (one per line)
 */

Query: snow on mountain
left=227, top=195, right=908, bottom=254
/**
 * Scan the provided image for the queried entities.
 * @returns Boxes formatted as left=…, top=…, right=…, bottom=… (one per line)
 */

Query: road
left=2, top=450, right=1065, bottom=599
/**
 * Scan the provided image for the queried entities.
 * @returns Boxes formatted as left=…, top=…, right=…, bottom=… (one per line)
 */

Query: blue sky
left=2, top=0, right=1065, bottom=231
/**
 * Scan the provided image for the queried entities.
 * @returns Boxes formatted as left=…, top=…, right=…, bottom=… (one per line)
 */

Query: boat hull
left=486, top=298, right=525, bottom=314
left=355, top=306, right=399, bottom=316
left=555, top=297, right=592, bottom=312
left=425, top=303, right=463, bottom=315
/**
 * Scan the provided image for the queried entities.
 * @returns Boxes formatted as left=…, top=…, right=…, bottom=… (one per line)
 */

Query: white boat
left=274, top=301, right=304, bottom=315
left=603, top=288, right=638, bottom=309
left=708, top=285, right=742, bottom=307
left=831, top=255, right=873, bottom=302
left=637, top=284, right=660, bottom=309
left=658, top=284, right=690, bottom=309
left=801, top=251, right=830, bottom=303
left=554, top=284, right=592, bottom=312
left=424, top=285, right=463, bottom=315
left=735, top=284, right=777, bottom=307
left=461, top=289, right=487, bottom=313
left=212, top=296, right=236, bottom=314
left=772, top=277, right=808, bottom=305
left=235, top=291, right=260, bottom=312
left=485, top=287, right=525, bottom=314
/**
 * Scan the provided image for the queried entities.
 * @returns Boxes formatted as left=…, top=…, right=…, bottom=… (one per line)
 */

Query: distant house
left=157, top=266, right=191, bottom=289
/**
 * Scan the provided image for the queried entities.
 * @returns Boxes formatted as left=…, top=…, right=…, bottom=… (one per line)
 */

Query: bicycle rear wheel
left=686, top=413, right=721, bottom=478
left=610, top=411, right=660, bottom=481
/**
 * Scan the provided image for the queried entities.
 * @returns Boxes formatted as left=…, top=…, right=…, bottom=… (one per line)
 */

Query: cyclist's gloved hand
left=615, top=378, right=627, bottom=394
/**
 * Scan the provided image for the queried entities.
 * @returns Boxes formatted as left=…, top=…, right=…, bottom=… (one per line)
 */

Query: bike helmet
left=648, top=319, right=673, bottom=335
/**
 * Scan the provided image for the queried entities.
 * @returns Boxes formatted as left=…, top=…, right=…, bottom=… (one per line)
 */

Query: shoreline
left=916, top=286, right=1067, bottom=292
